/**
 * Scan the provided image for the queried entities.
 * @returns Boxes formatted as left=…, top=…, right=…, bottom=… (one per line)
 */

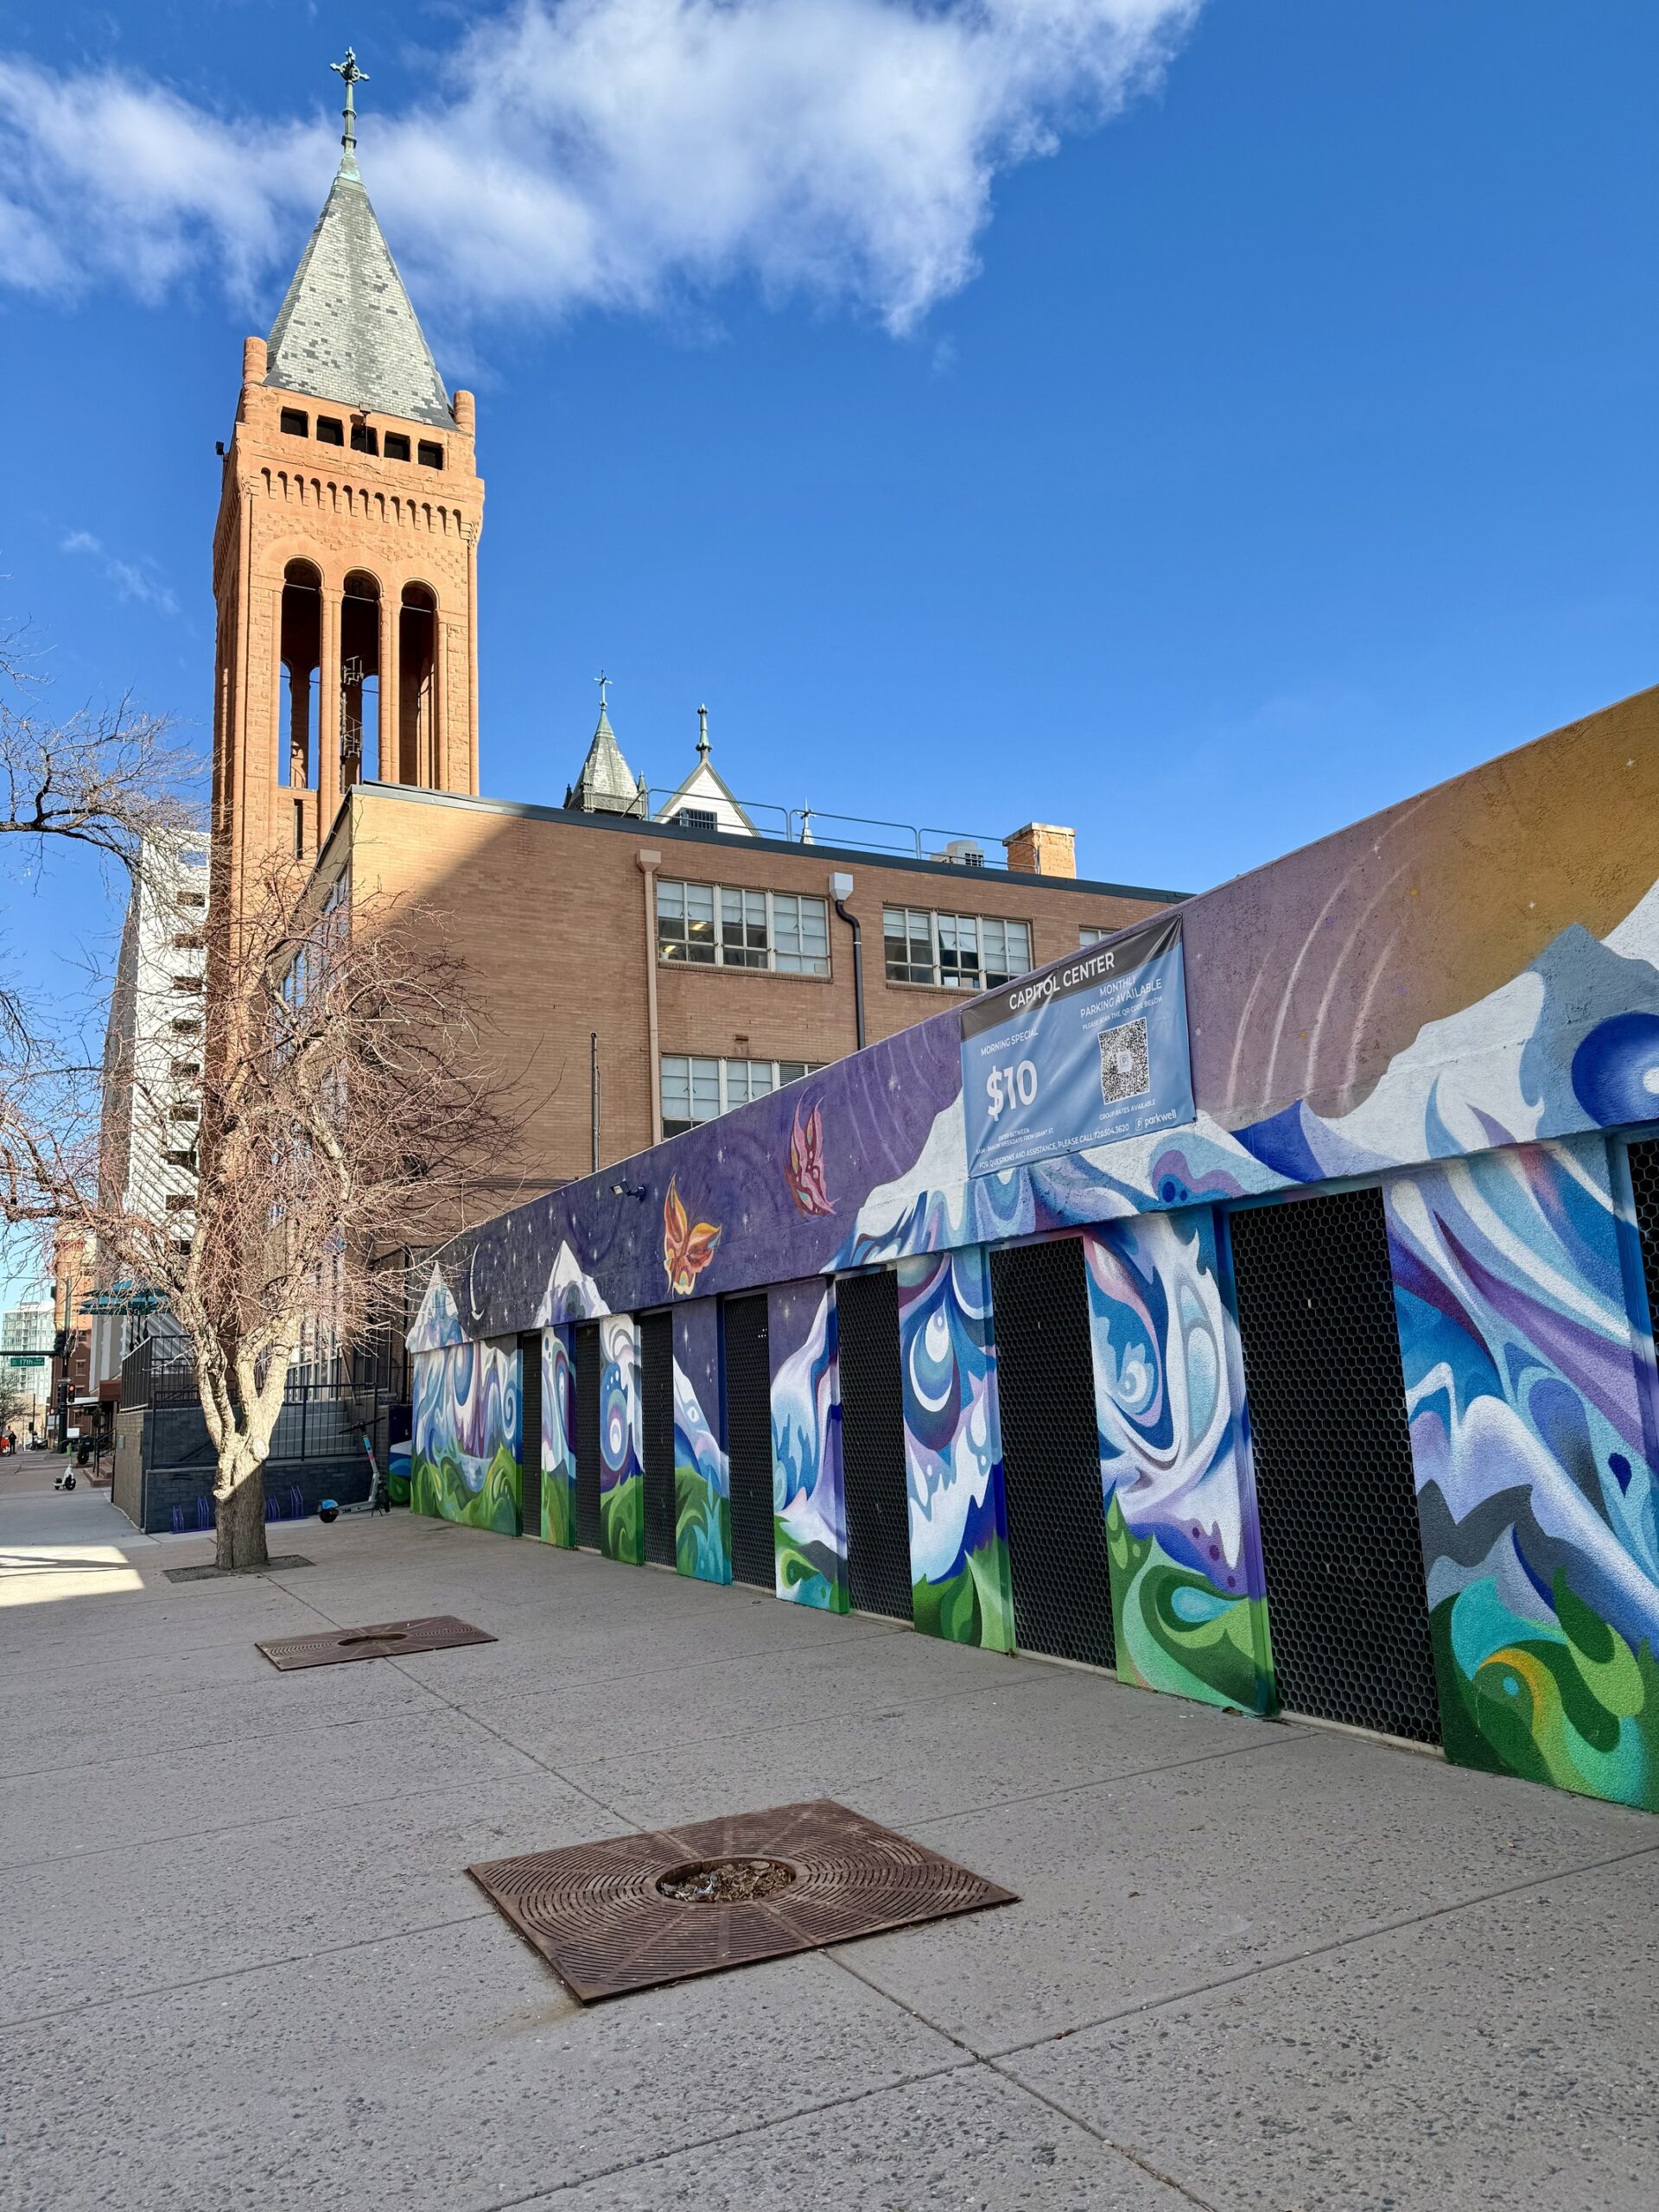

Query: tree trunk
left=214, top=1441, right=270, bottom=1571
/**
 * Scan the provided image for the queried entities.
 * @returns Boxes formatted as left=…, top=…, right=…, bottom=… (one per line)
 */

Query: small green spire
left=331, top=48, right=369, bottom=178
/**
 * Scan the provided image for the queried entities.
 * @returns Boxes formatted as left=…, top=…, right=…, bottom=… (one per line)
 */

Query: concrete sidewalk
left=3, top=1462, right=1656, bottom=2212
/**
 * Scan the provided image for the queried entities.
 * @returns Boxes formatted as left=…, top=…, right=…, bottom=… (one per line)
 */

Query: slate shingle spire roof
left=564, top=702, right=647, bottom=815
left=264, top=150, right=452, bottom=430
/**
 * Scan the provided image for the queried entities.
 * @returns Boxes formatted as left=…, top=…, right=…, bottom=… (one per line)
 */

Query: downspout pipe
left=831, top=871, right=865, bottom=1052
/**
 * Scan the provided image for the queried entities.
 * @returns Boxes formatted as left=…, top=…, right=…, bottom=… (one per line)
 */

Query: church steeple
left=263, top=57, right=451, bottom=429
left=209, top=51, right=486, bottom=901
left=565, top=677, right=647, bottom=815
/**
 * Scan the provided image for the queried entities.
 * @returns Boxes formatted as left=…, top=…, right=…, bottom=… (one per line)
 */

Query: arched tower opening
left=399, top=582, right=437, bottom=787
left=278, top=560, right=321, bottom=792
left=340, top=569, right=381, bottom=788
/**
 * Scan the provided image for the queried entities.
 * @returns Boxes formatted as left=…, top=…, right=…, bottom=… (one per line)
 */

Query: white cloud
left=0, top=0, right=1198, bottom=334
left=60, top=531, right=181, bottom=616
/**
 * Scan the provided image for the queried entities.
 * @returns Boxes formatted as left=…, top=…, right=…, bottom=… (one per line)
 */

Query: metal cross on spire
left=595, top=671, right=613, bottom=712
left=331, top=48, right=370, bottom=169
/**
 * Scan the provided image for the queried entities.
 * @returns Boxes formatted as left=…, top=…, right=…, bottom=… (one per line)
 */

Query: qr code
left=1098, top=1016, right=1150, bottom=1105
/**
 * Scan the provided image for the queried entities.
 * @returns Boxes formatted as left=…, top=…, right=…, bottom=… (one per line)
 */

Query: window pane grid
left=883, top=907, right=1033, bottom=989
left=660, top=1055, right=826, bottom=1136
left=658, top=880, right=829, bottom=976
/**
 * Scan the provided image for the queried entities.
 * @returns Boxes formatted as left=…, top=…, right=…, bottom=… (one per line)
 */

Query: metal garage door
left=640, top=1312, right=677, bottom=1567
left=518, top=1333, right=542, bottom=1541
left=574, top=1323, right=602, bottom=1551
left=1228, top=1187, right=1440, bottom=1745
left=988, top=1236, right=1116, bottom=1669
left=836, top=1271, right=913, bottom=1621
left=723, top=1294, right=776, bottom=1590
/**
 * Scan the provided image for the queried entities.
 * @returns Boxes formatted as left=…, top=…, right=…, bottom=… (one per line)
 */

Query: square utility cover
left=256, top=1616, right=495, bottom=1669
left=467, top=1797, right=1015, bottom=2002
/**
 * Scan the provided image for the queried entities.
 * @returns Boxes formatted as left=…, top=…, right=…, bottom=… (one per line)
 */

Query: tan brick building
left=210, top=79, right=1183, bottom=1202
left=316, top=772, right=1182, bottom=1198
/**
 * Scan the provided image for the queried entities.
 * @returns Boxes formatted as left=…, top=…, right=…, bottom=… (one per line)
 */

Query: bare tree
left=0, top=641, right=198, bottom=868
left=6, top=855, right=518, bottom=1568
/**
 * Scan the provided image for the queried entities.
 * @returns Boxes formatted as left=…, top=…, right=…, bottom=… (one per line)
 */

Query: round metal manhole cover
left=656, top=1857, right=798, bottom=1904
left=467, top=1798, right=1016, bottom=2002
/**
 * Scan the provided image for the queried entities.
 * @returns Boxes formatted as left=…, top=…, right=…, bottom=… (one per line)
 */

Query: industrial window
left=164, top=1147, right=195, bottom=1170
left=674, top=806, right=718, bottom=832
left=171, top=1017, right=201, bottom=1036
left=178, top=890, right=206, bottom=910
left=315, top=416, right=345, bottom=446
left=657, top=880, right=830, bottom=976
left=660, top=1056, right=826, bottom=1138
left=279, top=409, right=308, bottom=436
left=170, top=976, right=203, bottom=995
left=417, top=441, right=444, bottom=468
left=171, top=1059, right=200, bottom=1080
left=1079, top=925, right=1115, bottom=947
left=171, top=932, right=202, bottom=951
left=349, top=423, right=379, bottom=455
left=883, top=907, right=1032, bottom=990
left=168, top=1102, right=199, bottom=1122
left=383, top=432, right=411, bottom=462
left=164, top=1194, right=192, bottom=1214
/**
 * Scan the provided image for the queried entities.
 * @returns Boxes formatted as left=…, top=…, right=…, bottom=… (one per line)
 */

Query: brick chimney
left=1005, top=823, right=1077, bottom=878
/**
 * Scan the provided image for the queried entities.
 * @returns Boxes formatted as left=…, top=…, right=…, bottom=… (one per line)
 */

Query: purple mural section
left=1387, top=1133, right=1659, bottom=1809
left=672, top=1300, right=729, bottom=1584
left=896, top=1248, right=1013, bottom=1651
left=1080, top=1215, right=1273, bottom=1713
left=406, top=692, right=1659, bottom=1817
left=768, top=1279, right=847, bottom=1612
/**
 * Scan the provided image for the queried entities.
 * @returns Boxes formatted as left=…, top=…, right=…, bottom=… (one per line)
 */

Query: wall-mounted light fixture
left=609, top=1180, right=648, bottom=1200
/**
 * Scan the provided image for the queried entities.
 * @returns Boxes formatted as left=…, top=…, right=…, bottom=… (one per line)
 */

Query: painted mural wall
left=404, top=689, right=1659, bottom=1816
left=410, top=1338, right=522, bottom=1536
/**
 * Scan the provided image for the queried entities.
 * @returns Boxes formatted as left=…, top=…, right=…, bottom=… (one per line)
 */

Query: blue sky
left=0, top=1, right=1653, bottom=1289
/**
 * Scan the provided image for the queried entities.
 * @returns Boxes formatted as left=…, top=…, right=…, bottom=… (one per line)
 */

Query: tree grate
left=574, top=1323, right=602, bottom=1551
left=990, top=1236, right=1116, bottom=1669
left=723, top=1294, right=776, bottom=1590
left=256, top=1615, right=495, bottom=1669
left=640, top=1312, right=677, bottom=1567
left=1228, top=1187, right=1441, bottom=1745
left=836, top=1270, right=915, bottom=1621
left=467, top=1798, right=1014, bottom=2002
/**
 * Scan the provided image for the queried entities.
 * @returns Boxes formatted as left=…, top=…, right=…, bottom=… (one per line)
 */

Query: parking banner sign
left=959, top=912, right=1196, bottom=1178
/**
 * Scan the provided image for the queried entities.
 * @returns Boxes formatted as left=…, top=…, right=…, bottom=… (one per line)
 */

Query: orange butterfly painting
left=663, top=1176, right=722, bottom=1296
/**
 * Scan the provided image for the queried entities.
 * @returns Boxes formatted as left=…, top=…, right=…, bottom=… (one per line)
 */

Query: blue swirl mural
left=673, top=1301, right=729, bottom=1584
left=768, top=1281, right=847, bottom=1611
left=539, top=1327, right=576, bottom=1548
left=411, top=1338, right=521, bottom=1535
left=599, top=1314, right=643, bottom=1564
left=1388, top=1135, right=1659, bottom=1808
left=895, top=1248, right=1013, bottom=1650
left=1081, top=1217, right=1273, bottom=1713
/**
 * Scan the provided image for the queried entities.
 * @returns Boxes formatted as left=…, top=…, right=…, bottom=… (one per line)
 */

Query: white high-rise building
left=88, top=834, right=210, bottom=1392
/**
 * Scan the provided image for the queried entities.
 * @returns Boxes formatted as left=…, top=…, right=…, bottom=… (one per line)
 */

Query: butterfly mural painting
left=785, top=1096, right=835, bottom=1217
left=663, top=1176, right=722, bottom=1296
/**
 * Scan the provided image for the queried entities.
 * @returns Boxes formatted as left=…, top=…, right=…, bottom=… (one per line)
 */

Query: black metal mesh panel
left=574, top=1324, right=602, bottom=1551
left=1630, top=1138, right=1659, bottom=1331
left=836, top=1270, right=913, bottom=1621
left=723, top=1294, right=776, bottom=1590
left=1228, top=1186, right=1440, bottom=1745
left=518, top=1333, right=542, bottom=1541
left=640, top=1312, right=676, bottom=1567
left=988, top=1237, right=1116, bottom=1669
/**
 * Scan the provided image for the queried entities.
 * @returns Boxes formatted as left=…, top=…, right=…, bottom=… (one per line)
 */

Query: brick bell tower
left=211, top=51, right=484, bottom=893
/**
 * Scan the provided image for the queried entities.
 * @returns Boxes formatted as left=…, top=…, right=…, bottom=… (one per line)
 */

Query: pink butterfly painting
left=663, top=1177, right=722, bottom=1297
left=785, top=1096, right=835, bottom=1217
